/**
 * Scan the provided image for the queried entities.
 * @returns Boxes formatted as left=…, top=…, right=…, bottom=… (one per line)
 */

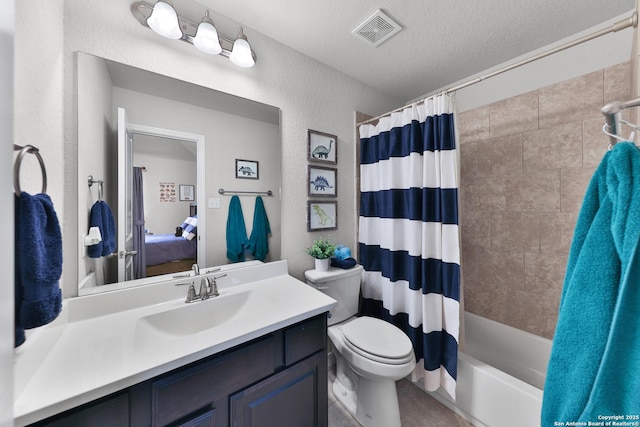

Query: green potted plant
left=305, top=237, right=336, bottom=271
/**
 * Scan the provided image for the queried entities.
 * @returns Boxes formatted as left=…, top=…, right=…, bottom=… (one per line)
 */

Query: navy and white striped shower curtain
left=358, top=94, right=460, bottom=399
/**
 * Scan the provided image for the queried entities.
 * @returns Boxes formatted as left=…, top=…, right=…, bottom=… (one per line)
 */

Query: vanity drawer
left=152, top=335, right=277, bottom=427
left=284, top=314, right=327, bottom=365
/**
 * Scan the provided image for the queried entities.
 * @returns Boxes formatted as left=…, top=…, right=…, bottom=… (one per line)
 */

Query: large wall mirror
left=77, top=52, right=282, bottom=294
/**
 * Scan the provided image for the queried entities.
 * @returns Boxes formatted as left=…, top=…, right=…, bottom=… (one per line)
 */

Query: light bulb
left=193, top=12, right=222, bottom=55
left=147, top=1, right=182, bottom=40
left=229, top=27, right=255, bottom=67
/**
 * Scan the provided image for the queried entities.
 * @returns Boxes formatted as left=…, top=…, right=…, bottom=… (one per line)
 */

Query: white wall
left=0, top=0, right=15, bottom=424
left=418, top=14, right=635, bottom=111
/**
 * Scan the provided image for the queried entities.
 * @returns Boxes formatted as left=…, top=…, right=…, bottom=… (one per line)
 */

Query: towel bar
left=218, top=188, right=273, bottom=196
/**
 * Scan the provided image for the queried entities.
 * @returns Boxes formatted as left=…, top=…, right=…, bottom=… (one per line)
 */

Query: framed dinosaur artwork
left=307, top=200, right=337, bottom=231
left=308, top=129, right=337, bottom=164
left=308, top=165, right=337, bottom=197
left=236, top=159, right=259, bottom=179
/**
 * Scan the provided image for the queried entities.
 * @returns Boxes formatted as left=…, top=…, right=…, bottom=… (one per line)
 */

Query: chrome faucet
left=199, top=278, right=210, bottom=300
left=208, top=276, right=221, bottom=297
left=178, top=274, right=227, bottom=303
left=185, top=283, right=198, bottom=303
left=192, top=263, right=200, bottom=276
left=175, top=280, right=199, bottom=303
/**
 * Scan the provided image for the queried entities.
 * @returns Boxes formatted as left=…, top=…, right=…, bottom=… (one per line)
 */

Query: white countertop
left=13, top=260, right=336, bottom=426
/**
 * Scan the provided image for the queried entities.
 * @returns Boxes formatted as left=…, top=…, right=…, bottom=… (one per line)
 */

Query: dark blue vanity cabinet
left=30, top=314, right=328, bottom=427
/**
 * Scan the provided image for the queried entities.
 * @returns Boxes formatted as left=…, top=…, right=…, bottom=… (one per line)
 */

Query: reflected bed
left=145, top=234, right=197, bottom=277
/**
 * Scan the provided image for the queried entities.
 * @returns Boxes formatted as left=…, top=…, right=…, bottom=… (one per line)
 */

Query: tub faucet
left=192, top=263, right=200, bottom=276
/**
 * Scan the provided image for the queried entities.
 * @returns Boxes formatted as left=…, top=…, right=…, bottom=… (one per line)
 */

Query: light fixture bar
left=130, top=1, right=256, bottom=65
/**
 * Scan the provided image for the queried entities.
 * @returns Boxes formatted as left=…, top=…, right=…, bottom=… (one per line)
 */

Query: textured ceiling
left=197, top=0, right=636, bottom=101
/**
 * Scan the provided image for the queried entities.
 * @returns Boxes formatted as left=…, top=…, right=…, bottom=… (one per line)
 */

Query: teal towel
left=542, top=142, right=640, bottom=425
left=247, top=196, right=271, bottom=261
left=226, top=195, right=248, bottom=262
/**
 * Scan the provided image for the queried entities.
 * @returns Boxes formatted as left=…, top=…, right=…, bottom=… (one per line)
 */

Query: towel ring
left=13, top=144, right=47, bottom=195
left=88, top=175, right=104, bottom=201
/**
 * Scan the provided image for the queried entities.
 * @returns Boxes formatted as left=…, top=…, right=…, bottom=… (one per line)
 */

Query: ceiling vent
left=352, top=9, right=402, bottom=47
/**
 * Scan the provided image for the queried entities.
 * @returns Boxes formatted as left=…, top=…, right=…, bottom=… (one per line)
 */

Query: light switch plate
left=208, top=197, right=221, bottom=209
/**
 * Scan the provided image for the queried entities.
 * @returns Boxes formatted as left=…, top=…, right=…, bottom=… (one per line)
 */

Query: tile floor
left=327, top=368, right=474, bottom=427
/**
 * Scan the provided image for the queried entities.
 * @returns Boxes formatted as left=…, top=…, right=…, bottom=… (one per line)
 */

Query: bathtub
left=417, top=312, right=552, bottom=427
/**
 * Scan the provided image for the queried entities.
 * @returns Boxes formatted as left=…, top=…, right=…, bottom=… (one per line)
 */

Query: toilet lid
left=342, top=317, right=414, bottom=365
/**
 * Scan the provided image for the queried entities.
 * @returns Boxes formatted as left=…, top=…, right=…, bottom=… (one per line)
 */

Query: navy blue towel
left=87, top=201, right=116, bottom=258
left=331, top=257, right=357, bottom=269
left=15, top=192, right=63, bottom=347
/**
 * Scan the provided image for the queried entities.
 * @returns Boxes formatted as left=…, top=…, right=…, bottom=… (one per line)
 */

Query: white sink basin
left=138, top=289, right=258, bottom=336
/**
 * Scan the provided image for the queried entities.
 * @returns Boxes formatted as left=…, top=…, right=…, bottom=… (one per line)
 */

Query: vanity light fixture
left=131, top=1, right=256, bottom=67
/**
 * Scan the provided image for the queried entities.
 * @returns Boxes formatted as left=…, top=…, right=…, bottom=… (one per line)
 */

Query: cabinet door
left=230, top=352, right=327, bottom=427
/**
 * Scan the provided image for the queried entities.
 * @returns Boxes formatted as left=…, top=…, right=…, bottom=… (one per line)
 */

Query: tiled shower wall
left=457, top=61, right=630, bottom=339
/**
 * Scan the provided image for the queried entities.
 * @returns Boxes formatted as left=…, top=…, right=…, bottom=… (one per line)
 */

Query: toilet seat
left=341, top=317, right=414, bottom=365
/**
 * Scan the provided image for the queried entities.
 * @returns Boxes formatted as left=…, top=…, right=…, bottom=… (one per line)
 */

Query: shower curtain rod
left=358, top=11, right=638, bottom=126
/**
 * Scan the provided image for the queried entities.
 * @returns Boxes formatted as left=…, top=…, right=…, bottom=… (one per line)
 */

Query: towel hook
left=13, top=144, right=47, bottom=196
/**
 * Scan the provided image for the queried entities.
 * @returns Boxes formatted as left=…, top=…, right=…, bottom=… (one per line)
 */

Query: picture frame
left=236, top=159, right=259, bottom=180
left=179, top=184, right=195, bottom=201
left=159, top=182, right=176, bottom=203
left=308, top=200, right=337, bottom=231
left=308, top=165, right=337, bottom=197
left=308, top=129, right=337, bottom=164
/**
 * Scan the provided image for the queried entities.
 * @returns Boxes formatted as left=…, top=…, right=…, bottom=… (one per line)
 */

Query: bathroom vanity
left=14, top=261, right=336, bottom=427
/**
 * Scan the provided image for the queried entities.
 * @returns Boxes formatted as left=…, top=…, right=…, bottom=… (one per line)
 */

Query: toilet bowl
left=305, top=265, right=416, bottom=427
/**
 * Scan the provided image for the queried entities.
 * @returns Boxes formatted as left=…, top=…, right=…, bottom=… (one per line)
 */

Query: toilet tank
left=305, top=265, right=364, bottom=326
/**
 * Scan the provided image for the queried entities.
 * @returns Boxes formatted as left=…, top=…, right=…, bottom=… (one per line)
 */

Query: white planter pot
left=315, top=258, right=330, bottom=272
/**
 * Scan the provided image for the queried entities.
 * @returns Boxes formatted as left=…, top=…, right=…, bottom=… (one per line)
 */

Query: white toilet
left=305, top=264, right=416, bottom=427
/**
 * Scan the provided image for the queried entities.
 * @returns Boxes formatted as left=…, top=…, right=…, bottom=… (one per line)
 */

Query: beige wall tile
left=583, top=118, right=612, bottom=166
left=464, top=175, right=506, bottom=212
left=461, top=243, right=479, bottom=283
left=539, top=70, right=604, bottom=129
left=459, top=63, right=629, bottom=338
left=477, top=247, right=524, bottom=289
left=491, top=212, right=539, bottom=253
left=604, top=61, right=631, bottom=104
left=477, top=134, right=523, bottom=176
left=458, top=107, right=490, bottom=143
left=539, top=212, right=578, bottom=255
left=506, top=170, right=561, bottom=212
left=561, top=167, right=596, bottom=213
left=461, top=211, right=491, bottom=248
left=460, top=142, right=477, bottom=180
left=505, top=291, right=559, bottom=339
left=489, top=91, right=539, bottom=138
left=522, top=122, right=583, bottom=171
left=464, top=279, right=509, bottom=325
left=524, top=252, right=567, bottom=299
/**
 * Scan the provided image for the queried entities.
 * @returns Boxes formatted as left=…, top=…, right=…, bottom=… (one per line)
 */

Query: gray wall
left=1, top=0, right=14, bottom=423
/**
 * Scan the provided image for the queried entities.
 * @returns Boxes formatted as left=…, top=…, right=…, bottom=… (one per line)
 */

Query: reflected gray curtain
left=133, top=167, right=146, bottom=279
